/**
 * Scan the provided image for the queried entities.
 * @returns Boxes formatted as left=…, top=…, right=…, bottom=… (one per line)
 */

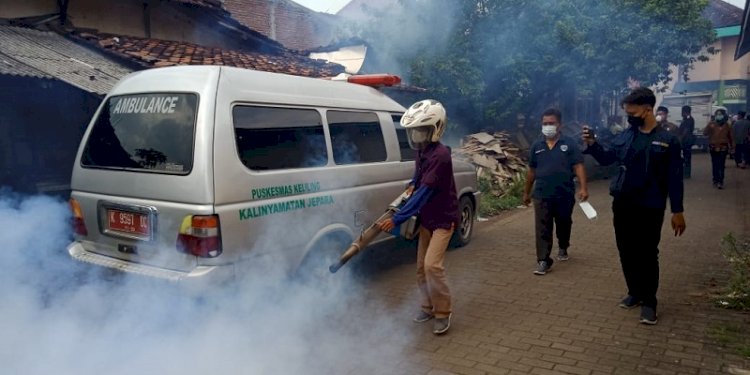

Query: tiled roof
left=0, top=25, right=133, bottom=94
left=224, top=0, right=338, bottom=51
left=71, top=30, right=344, bottom=77
left=703, top=0, right=743, bottom=28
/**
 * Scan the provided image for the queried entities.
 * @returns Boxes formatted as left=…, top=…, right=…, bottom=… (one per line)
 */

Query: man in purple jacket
left=377, top=99, right=460, bottom=335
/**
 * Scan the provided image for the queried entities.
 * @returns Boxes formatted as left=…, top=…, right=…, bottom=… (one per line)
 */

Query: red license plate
left=107, top=209, right=150, bottom=236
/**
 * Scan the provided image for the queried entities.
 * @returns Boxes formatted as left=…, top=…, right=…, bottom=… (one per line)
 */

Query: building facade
left=667, top=0, right=750, bottom=114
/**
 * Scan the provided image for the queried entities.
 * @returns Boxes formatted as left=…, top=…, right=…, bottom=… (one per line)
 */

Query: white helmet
left=401, top=99, right=447, bottom=150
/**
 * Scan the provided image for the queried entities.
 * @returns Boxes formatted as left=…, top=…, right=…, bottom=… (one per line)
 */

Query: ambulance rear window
left=81, top=93, right=198, bottom=174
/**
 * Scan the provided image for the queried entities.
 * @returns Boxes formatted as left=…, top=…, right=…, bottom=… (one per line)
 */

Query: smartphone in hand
left=582, top=125, right=596, bottom=145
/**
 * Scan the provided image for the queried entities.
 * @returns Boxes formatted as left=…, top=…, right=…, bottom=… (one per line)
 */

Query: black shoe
left=533, top=259, right=553, bottom=275
left=557, top=248, right=569, bottom=261
left=618, top=295, right=641, bottom=309
left=717, top=183, right=724, bottom=189
left=432, top=313, right=452, bottom=335
left=639, top=306, right=658, bottom=325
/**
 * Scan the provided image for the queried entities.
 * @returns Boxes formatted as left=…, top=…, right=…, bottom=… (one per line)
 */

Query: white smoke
left=0, top=192, right=418, bottom=375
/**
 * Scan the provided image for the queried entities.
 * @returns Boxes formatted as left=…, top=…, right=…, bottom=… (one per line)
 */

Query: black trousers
left=735, top=144, right=749, bottom=166
left=533, top=196, right=575, bottom=262
left=612, top=200, right=665, bottom=309
left=682, top=146, right=692, bottom=178
left=710, top=150, right=727, bottom=184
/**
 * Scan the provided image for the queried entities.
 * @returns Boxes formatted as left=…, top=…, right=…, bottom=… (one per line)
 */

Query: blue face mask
left=716, top=115, right=725, bottom=122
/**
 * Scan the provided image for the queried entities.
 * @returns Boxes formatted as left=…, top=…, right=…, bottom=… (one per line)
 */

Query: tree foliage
left=353, top=0, right=716, bottom=132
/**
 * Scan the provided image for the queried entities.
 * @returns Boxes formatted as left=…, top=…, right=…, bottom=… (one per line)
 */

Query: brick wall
left=224, top=0, right=336, bottom=50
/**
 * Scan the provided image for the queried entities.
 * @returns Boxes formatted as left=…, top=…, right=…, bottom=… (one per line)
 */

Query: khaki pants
left=416, top=225, right=454, bottom=318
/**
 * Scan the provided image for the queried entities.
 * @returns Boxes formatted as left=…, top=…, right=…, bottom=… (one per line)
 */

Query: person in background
left=704, top=108, right=734, bottom=189
left=677, top=106, right=696, bottom=178
left=608, top=115, right=625, bottom=135
left=377, top=99, right=459, bottom=336
left=582, top=87, right=685, bottom=325
left=523, top=108, right=588, bottom=275
left=655, top=106, right=678, bottom=133
left=731, top=111, right=750, bottom=169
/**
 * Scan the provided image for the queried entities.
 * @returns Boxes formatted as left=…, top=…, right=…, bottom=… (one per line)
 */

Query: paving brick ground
left=354, top=152, right=750, bottom=375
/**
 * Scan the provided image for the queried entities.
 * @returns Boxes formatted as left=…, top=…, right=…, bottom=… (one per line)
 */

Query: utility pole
left=143, top=0, right=152, bottom=38
left=57, top=0, right=69, bottom=25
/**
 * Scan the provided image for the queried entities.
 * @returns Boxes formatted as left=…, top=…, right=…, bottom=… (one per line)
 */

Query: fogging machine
left=328, top=191, right=418, bottom=273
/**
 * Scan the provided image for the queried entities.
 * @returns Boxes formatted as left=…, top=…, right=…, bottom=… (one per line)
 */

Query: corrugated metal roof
left=0, top=25, right=133, bottom=94
left=0, top=52, right=52, bottom=78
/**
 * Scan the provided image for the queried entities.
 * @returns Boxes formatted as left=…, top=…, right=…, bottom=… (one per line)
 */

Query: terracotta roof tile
left=72, top=31, right=345, bottom=78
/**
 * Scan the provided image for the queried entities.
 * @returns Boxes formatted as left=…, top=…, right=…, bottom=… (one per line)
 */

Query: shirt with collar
left=528, top=135, right=583, bottom=199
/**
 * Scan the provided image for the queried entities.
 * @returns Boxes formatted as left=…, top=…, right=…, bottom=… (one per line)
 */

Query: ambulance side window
left=328, top=111, right=386, bottom=165
left=392, top=114, right=416, bottom=161
left=233, top=106, right=328, bottom=170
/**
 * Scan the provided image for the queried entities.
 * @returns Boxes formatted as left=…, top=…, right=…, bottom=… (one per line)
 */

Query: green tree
left=353, top=0, right=715, bottom=133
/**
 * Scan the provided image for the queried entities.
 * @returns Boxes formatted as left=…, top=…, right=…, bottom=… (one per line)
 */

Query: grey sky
left=726, top=0, right=746, bottom=9
left=291, top=0, right=350, bottom=13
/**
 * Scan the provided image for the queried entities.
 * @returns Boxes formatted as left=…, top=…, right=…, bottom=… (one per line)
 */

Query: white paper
left=578, top=201, right=597, bottom=220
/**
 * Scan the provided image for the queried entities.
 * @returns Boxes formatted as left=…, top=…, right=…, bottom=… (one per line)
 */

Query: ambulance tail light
left=69, top=198, right=88, bottom=236
left=176, top=215, right=222, bottom=258
left=346, top=74, right=401, bottom=87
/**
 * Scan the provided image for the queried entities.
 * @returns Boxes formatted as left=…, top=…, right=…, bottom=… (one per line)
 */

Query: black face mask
left=627, top=115, right=645, bottom=127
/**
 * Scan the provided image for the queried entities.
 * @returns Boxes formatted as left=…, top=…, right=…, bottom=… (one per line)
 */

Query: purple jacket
left=414, top=143, right=460, bottom=230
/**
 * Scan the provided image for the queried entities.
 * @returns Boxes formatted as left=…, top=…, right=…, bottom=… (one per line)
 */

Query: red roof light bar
left=346, top=74, right=402, bottom=87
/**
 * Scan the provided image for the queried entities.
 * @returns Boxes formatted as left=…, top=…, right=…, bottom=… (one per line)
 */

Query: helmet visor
left=406, top=127, right=434, bottom=150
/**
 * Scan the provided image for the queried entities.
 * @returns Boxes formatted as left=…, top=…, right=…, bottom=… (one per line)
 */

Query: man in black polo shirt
left=582, top=87, right=686, bottom=325
left=523, top=108, right=588, bottom=275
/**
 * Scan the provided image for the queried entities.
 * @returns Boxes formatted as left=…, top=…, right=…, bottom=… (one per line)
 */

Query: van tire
left=294, top=233, right=353, bottom=286
left=451, top=196, right=475, bottom=248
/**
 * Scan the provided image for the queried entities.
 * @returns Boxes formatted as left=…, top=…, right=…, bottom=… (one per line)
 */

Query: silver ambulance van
left=67, top=65, right=478, bottom=284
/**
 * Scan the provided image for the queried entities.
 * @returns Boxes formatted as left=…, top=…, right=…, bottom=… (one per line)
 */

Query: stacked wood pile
left=453, top=131, right=528, bottom=196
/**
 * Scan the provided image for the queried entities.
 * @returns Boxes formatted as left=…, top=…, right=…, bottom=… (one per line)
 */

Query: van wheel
left=451, top=196, right=475, bottom=248
left=294, top=234, right=354, bottom=287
